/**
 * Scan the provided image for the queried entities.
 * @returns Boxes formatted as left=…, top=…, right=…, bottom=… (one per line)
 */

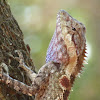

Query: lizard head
left=56, top=10, right=86, bottom=56
left=46, top=10, right=86, bottom=66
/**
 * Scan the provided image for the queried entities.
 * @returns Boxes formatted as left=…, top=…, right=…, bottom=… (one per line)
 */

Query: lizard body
left=0, top=10, right=86, bottom=100
left=43, top=10, right=86, bottom=100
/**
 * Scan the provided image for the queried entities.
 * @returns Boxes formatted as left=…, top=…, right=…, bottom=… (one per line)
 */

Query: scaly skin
left=45, top=10, right=86, bottom=100
left=0, top=10, right=86, bottom=100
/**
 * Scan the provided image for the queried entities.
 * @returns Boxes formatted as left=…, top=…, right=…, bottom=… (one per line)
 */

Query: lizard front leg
left=0, top=72, right=37, bottom=96
left=0, top=61, right=54, bottom=97
left=0, top=62, right=38, bottom=96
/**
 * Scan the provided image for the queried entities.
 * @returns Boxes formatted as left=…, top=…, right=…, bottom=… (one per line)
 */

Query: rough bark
left=0, top=0, right=35, bottom=100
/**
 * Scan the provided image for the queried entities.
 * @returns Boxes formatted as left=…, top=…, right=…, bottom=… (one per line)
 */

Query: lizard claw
left=0, top=63, right=9, bottom=75
left=0, top=63, right=9, bottom=82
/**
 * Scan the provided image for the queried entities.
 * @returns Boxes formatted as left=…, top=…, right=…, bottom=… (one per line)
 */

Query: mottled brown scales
left=0, top=3, right=87, bottom=100
left=59, top=75, right=70, bottom=89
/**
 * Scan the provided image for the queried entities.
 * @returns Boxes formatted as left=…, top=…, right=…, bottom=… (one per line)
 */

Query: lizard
left=0, top=10, right=87, bottom=100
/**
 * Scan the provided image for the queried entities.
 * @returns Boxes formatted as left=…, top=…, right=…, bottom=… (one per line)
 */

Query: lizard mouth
left=57, top=10, right=72, bottom=20
left=56, top=10, right=74, bottom=37
left=56, top=10, right=70, bottom=37
left=56, top=10, right=70, bottom=26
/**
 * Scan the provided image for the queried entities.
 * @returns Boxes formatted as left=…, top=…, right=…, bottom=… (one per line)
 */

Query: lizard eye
left=72, top=27, right=76, bottom=31
left=83, top=27, right=86, bottom=30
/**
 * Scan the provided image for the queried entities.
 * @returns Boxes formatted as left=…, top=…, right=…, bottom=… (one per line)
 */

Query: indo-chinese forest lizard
left=0, top=10, right=87, bottom=100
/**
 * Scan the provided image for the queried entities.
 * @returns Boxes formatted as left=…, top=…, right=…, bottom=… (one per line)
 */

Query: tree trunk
left=0, top=0, right=35, bottom=100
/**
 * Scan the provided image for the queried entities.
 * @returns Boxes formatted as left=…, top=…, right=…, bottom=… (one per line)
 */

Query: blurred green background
left=8, top=0, right=100, bottom=100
